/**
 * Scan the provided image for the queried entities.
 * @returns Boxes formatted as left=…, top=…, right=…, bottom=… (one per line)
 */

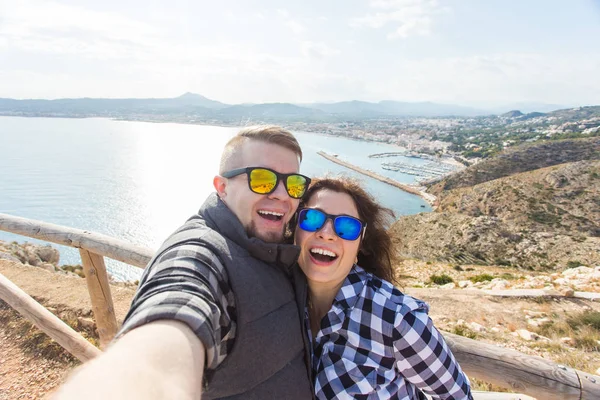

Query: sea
left=0, top=116, right=435, bottom=281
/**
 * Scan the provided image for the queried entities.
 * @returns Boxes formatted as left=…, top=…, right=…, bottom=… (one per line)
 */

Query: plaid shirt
left=307, top=265, right=473, bottom=400
left=118, top=238, right=236, bottom=371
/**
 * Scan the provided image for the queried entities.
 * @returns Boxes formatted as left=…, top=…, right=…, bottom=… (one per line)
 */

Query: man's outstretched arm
left=52, top=320, right=205, bottom=400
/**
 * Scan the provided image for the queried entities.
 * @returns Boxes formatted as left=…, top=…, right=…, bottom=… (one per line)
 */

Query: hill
left=391, top=139, right=600, bottom=270
left=428, top=137, right=600, bottom=196
left=308, top=100, right=488, bottom=117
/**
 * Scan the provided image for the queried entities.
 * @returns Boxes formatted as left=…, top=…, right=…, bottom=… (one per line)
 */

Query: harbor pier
left=317, top=151, right=437, bottom=205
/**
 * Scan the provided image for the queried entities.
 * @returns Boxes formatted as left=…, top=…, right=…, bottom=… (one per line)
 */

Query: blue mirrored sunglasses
left=297, top=208, right=366, bottom=241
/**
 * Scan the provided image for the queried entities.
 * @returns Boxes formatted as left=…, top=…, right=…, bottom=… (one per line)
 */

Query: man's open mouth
left=258, top=210, right=284, bottom=221
left=310, top=248, right=338, bottom=263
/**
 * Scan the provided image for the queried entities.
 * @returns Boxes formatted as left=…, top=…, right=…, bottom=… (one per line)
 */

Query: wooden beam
left=0, top=272, right=101, bottom=363
left=79, top=250, right=118, bottom=349
left=444, top=332, right=600, bottom=400
left=0, top=213, right=153, bottom=269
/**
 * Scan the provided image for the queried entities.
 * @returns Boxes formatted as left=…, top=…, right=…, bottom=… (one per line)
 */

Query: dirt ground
left=1, top=258, right=599, bottom=399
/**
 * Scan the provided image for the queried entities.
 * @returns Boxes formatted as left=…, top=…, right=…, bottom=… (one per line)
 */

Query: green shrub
left=568, top=311, right=600, bottom=331
left=452, top=325, right=477, bottom=339
left=528, top=211, right=560, bottom=225
left=469, top=274, right=494, bottom=283
left=566, top=260, right=583, bottom=269
left=453, top=265, right=464, bottom=271
left=429, top=274, right=454, bottom=285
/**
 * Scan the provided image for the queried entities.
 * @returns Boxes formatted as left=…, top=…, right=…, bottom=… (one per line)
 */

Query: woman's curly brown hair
left=291, top=176, right=397, bottom=284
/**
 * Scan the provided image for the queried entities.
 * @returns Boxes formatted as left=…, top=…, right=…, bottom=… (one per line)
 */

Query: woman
left=293, top=177, right=473, bottom=399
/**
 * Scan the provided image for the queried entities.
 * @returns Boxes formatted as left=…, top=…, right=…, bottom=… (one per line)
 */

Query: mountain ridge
left=0, top=93, right=577, bottom=117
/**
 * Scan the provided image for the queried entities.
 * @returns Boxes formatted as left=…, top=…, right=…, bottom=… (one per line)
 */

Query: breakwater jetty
left=317, top=151, right=437, bottom=205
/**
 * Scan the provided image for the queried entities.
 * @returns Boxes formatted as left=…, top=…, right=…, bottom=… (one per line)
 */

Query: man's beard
left=246, top=220, right=286, bottom=243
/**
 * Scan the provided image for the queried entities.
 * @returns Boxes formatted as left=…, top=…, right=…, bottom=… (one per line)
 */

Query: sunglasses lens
left=334, top=216, right=363, bottom=240
left=286, top=174, right=309, bottom=199
left=298, top=209, right=326, bottom=232
left=249, top=168, right=277, bottom=194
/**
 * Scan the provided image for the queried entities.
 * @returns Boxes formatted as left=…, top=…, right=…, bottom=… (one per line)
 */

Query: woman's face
left=295, top=189, right=361, bottom=288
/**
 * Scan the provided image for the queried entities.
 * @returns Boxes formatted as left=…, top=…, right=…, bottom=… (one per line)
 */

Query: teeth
left=258, top=210, right=284, bottom=217
left=310, top=248, right=337, bottom=258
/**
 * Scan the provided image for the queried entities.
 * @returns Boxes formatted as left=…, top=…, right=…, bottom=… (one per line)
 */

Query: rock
left=524, top=310, right=547, bottom=318
left=516, top=329, right=537, bottom=341
left=0, top=252, right=21, bottom=263
left=490, top=327, right=501, bottom=333
left=458, top=280, right=471, bottom=288
left=527, top=319, right=540, bottom=327
left=563, top=266, right=592, bottom=277
left=536, top=335, right=552, bottom=342
left=596, top=367, right=600, bottom=375
left=440, top=282, right=456, bottom=289
left=490, top=281, right=509, bottom=290
left=553, top=278, right=568, bottom=286
left=36, top=246, right=59, bottom=265
left=560, top=288, right=575, bottom=297
left=468, top=322, right=486, bottom=332
left=457, top=319, right=466, bottom=326
left=77, top=317, right=96, bottom=330
left=528, top=317, right=552, bottom=327
left=38, top=263, right=56, bottom=273
left=561, top=337, right=575, bottom=346
left=26, top=251, right=40, bottom=266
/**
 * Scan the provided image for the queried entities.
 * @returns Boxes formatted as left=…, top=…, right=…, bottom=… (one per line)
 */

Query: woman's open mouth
left=310, top=247, right=338, bottom=264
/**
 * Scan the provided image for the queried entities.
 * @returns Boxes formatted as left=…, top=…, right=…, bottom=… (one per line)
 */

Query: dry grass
left=534, top=311, right=600, bottom=352
left=0, top=299, right=99, bottom=361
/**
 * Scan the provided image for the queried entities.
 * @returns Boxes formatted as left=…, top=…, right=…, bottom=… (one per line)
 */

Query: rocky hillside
left=0, top=241, right=85, bottom=278
left=428, top=137, right=600, bottom=196
left=391, top=155, right=600, bottom=270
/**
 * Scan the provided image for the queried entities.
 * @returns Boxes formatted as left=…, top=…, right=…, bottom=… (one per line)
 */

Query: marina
left=317, top=151, right=438, bottom=205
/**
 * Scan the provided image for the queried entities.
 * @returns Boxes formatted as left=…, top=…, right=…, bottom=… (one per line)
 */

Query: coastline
left=317, top=151, right=437, bottom=205
left=0, top=114, right=412, bottom=152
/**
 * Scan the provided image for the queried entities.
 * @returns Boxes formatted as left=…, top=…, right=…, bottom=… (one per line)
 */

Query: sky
left=1, top=0, right=600, bottom=107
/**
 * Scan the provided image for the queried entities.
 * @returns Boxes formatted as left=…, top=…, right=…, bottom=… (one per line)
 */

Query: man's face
left=218, top=141, right=301, bottom=243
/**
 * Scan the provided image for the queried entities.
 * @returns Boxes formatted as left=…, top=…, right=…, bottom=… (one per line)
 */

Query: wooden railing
left=0, top=213, right=153, bottom=349
left=1, top=213, right=599, bottom=399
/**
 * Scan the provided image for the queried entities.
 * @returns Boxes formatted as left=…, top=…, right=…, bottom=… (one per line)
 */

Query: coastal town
left=3, top=95, right=597, bottom=166
left=286, top=106, right=600, bottom=163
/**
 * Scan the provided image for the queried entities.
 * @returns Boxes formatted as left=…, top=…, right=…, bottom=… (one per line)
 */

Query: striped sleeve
left=117, top=242, right=236, bottom=370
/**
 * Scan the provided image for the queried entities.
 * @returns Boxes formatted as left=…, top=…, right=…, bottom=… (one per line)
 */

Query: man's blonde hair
left=219, top=125, right=303, bottom=173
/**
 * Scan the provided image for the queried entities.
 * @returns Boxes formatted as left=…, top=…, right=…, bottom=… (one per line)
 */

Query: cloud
left=277, top=9, right=290, bottom=18
left=378, top=53, right=600, bottom=105
left=350, top=0, right=448, bottom=39
left=286, top=20, right=306, bottom=35
left=301, top=41, right=341, bottom=59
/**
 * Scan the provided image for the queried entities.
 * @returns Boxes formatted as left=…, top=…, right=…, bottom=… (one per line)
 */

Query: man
left=54, top=126, right=313, bottom=399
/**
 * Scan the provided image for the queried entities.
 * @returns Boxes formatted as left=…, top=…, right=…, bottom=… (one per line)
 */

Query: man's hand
left=52, top=320, right=205, bottom=400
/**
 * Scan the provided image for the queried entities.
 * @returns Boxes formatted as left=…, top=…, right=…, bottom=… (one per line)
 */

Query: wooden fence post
left=0, top=272, right=101, bottom=362
left=79, top=249, right=118, bottom=349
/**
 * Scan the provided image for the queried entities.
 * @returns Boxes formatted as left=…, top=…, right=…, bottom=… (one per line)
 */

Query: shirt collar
left=332, top=264, right=367, bottom=311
